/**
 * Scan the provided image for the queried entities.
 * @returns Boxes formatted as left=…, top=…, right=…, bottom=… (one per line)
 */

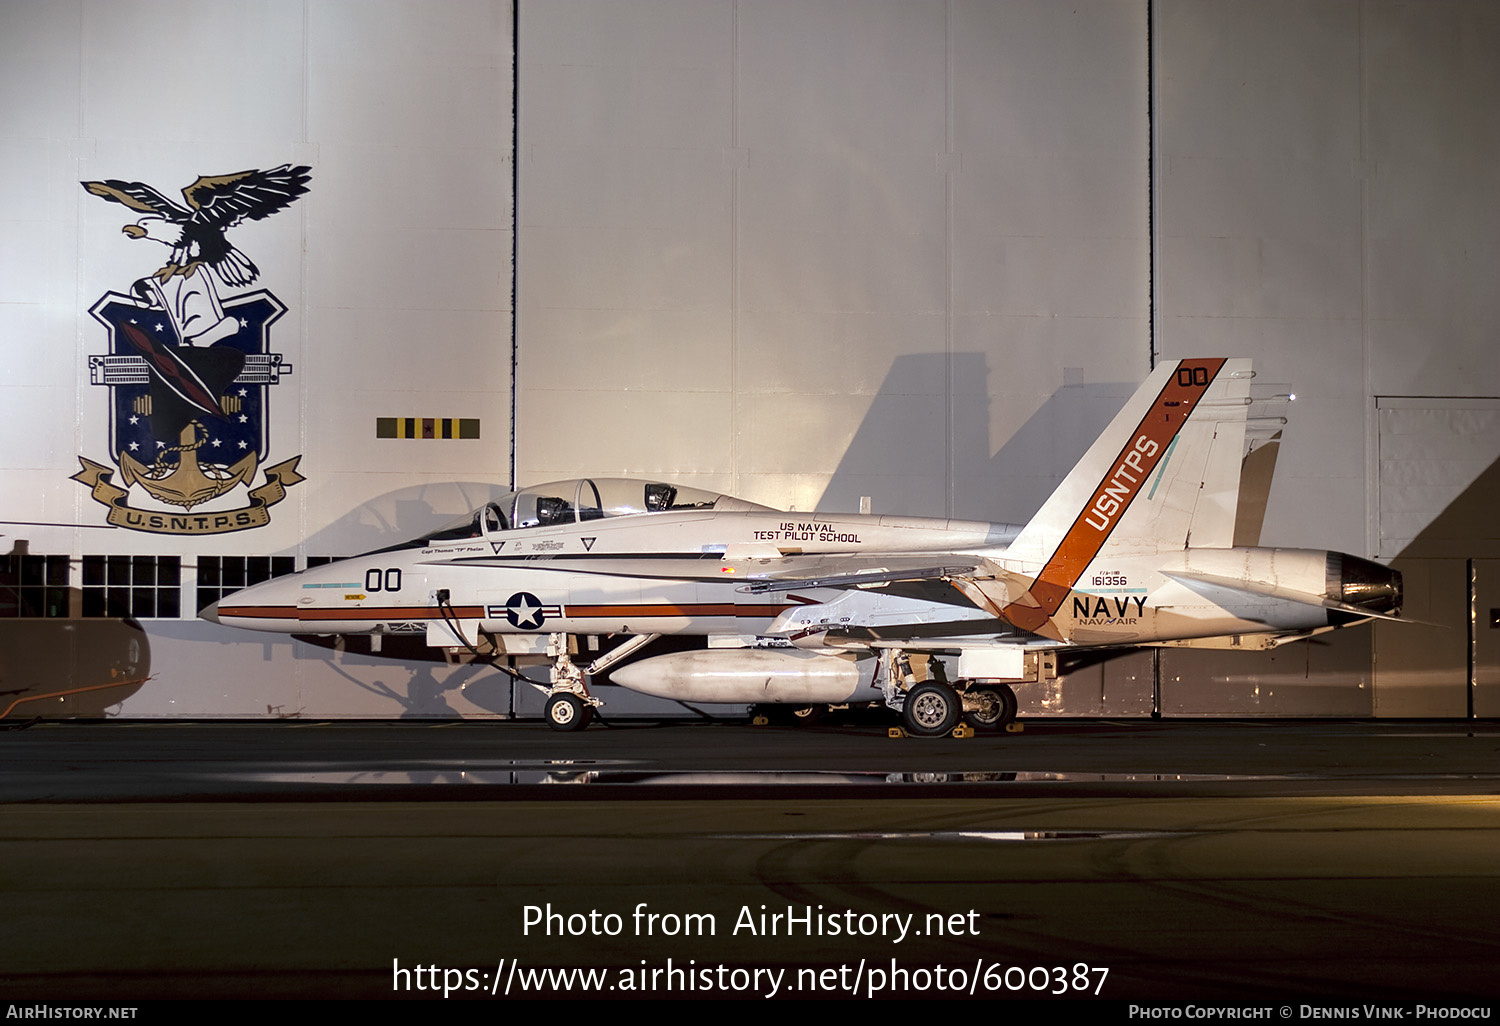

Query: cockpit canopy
left=401, top=478, right=775, bottom=549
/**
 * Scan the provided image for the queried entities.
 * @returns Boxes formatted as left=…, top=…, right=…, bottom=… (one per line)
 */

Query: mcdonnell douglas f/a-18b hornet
left=203, top=358, right=1406, bottom=734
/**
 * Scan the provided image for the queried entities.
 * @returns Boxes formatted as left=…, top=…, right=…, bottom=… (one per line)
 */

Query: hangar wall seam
left=511, top=0, right=520, bottom=493
left=1147, top=0, right=1157, bottom=374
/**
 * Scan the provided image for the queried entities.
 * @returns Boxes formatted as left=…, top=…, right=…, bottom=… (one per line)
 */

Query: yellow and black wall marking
left=376, top=417, right=480, bottom=440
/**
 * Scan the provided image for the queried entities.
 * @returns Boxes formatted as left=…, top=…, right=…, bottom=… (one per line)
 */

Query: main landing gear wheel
left=748, top=703, right=825, bottom=726
left=545, top=693, right=593, bottom=732
left=965, top=683, right=1018, bottom=730
left=789, top=704, right=825, bottom=726
left=902, top=682, right=961, bottom=737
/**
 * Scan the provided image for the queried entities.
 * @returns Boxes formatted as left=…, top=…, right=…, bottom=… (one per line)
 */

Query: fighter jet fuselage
left=203, top=360, right=1404, bottom=734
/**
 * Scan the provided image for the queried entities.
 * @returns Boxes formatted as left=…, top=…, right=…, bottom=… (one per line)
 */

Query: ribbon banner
left=73, top=456, right=303, bottom=535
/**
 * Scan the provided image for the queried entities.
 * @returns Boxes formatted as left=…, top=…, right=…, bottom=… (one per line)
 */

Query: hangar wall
left=0, top=0, right=519, bottom=717
left=516, top=0, right=1149, bottom=524
left=1150, top=0, right=1500, bottom=717
left=1, top=0, right=1496, bottom=720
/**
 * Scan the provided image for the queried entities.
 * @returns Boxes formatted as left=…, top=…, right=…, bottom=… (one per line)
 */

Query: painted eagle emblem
left=82, top=164, right=312, bottom=287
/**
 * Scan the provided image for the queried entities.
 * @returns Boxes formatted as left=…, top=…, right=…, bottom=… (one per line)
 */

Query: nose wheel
left=545, top=692, right=593, bottom=732
left=541, top=637, right=601, bottom=731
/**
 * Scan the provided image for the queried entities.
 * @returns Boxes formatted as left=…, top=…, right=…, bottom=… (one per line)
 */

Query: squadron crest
left=73, top=164, right=310, bottom=534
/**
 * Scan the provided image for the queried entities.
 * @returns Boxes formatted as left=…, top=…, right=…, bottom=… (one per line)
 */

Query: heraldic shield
left=74, top=288, right=304, bottom=535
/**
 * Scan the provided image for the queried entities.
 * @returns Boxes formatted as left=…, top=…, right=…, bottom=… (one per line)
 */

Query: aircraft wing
left=733, top=557, right=981, bottom=593
left=817, top=621, right=1045, bottom=648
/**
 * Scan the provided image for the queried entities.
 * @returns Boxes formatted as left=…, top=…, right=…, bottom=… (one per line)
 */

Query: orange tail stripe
left=1003, top=358, right=1226, bottom=632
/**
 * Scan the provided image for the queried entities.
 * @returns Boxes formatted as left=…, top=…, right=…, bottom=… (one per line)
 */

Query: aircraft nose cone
left=198, top=600, right=221, bottom=624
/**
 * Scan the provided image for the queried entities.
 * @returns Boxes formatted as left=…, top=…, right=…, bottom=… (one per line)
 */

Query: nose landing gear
left=544, top=690, right=592, bottom=731
left=537, top=632, right=660, bottom=731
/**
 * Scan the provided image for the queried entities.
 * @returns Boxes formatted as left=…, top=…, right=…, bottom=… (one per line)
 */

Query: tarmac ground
left=3, top=716, right=1499, bottom=1002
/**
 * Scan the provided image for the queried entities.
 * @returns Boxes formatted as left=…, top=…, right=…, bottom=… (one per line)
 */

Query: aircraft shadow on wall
left=815, top=351, right=1133, bottom=524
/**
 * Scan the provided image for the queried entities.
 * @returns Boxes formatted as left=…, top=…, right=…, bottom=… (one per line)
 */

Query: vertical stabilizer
left=990, top=359, right=1253, bottom=630
left=1232, top=416, right=1285, bottom=547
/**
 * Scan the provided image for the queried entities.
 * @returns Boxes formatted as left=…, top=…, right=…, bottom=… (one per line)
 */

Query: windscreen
left=368, top=478, right=765, bottom=554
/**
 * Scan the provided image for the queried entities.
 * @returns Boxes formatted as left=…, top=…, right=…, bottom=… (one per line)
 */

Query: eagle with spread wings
left=82, top=164, right=312, bottom=286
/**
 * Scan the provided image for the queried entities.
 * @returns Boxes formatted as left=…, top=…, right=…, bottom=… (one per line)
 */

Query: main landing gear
left=748, top=703, right=829, bottom=726
left=963, top=683, right=1019, bottom=731
left=902, top=681, right=962, bottom=736
left=884, top=651, right=1021, bottom=738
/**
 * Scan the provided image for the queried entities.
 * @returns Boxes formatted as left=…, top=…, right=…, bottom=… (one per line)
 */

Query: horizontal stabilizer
left=1160, top=570, right=1420, bottom=624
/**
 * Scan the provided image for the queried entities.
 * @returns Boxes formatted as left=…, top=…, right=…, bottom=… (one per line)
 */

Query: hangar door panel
left=1373, top=399, right=1500, bottom=716
left=1376, top=398, right=1500, bottom=559
left=1472, top=560, right=1500, bottom=718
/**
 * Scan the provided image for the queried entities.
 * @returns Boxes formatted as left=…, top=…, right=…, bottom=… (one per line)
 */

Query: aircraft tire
left=902, top=682, right=961, bottom=737
left=545, top=693, right=592, bottom=732
left=965, top=684, right=1018, bottom=730
left=749, top=703, right=825, bottom=725
left=789, top=704, right=825, bottom=726
left=994, top=683, right=1018, bottom=725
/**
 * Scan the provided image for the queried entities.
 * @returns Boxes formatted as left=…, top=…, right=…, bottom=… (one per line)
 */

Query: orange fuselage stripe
left=219, top=603, right=793, bottom=623
left=564, top=604, right=790, bottom=619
